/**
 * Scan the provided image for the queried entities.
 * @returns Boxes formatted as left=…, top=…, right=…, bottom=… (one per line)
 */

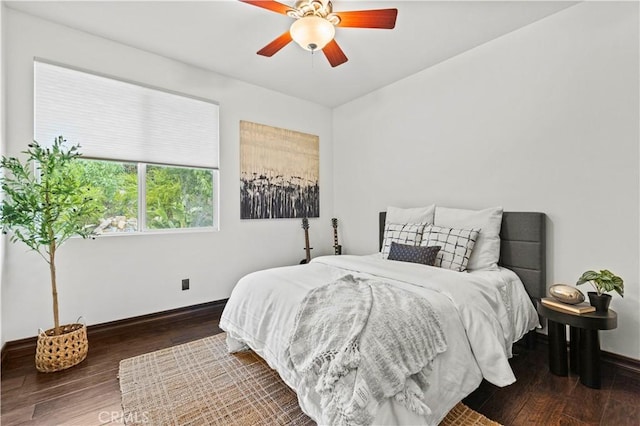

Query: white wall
left=2, top=8, right=334, bottom=341
left=0, top=2, right=6, bottom=348
left=333, top=2, right=639, bottom=359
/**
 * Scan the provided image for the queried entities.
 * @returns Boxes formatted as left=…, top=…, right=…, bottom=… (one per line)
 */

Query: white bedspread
left=219, top=254, right=539, bottom=425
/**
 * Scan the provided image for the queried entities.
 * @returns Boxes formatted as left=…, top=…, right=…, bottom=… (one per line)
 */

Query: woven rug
left=118, top=333, right=500, bottom=426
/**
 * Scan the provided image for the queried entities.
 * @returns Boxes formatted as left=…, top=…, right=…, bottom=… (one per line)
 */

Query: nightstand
left=536, top=301, right=617, bottom=389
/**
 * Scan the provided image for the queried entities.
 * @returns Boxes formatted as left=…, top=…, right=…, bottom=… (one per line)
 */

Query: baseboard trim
left=1, top=299, right=228, bottom=364
left=535, top=331, right=640, bottom=376
left=4, top=305, right=637, bottom=376
left=601, top=349, right=640, bottom=375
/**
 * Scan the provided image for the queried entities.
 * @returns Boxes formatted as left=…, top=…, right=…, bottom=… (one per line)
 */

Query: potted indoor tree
left=0, top=136, right=99, bottom=372
left=576, top=269, right=624, bottom=312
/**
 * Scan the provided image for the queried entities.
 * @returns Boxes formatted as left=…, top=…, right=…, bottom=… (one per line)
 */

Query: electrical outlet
left=182, top=278, right=190, bottom=291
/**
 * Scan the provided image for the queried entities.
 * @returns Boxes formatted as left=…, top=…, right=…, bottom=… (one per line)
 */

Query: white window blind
left=34, top=61, right=219, bottom=169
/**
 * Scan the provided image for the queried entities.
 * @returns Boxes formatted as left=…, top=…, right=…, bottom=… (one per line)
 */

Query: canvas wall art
left=240, top=120, right=319, bottom=219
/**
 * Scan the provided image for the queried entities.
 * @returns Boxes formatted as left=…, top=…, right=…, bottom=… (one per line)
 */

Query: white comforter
left=219, top=254, right=539, bottom=425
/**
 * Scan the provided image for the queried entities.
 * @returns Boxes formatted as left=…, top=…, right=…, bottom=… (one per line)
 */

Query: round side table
left=536, top=301, right=617, bottom=389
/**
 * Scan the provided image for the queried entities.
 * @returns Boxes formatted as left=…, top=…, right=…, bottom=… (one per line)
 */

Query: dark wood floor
left=463, top=342, right=640, bottom=425
left=2, top=306, right=639, bottom=425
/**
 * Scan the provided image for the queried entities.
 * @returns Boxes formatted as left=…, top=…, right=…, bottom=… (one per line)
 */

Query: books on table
left=541, top=297, right=596, bottom=314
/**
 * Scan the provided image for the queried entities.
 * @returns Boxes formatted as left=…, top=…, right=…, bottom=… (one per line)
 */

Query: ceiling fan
left=240, top=0, right=398, bottom=67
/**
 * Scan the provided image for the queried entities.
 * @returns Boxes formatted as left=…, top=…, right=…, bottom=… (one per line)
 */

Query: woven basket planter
left=35, top=322, right=88, bottom=373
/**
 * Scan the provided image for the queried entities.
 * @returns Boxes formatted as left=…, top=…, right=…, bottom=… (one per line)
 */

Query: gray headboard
left=379, top=211, right=546, bottom=301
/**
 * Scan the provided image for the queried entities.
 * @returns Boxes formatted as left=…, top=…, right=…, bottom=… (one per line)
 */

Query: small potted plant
left=0, top=136, right=99, bottom=372
left=576, top=269, right=624, bottom=312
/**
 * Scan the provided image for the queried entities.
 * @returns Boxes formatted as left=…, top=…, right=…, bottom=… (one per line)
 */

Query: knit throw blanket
left=286, top=275, right=447, bottom=426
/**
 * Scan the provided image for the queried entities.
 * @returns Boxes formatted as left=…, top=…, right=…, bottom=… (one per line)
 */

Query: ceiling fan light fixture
left=289, top=16, right=335, bottom=51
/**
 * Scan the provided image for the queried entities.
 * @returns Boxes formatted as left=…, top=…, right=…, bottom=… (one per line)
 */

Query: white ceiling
left=6, top=1, right=576, bottom=107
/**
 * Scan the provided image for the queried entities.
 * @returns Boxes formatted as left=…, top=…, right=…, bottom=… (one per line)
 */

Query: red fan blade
left=322, top=39, right=348, bottom=68
left=335, top=9, right=398, bottom=29
left=239, top=0, right=292, bottom=16
left=257, top=31, right=293, bottom=57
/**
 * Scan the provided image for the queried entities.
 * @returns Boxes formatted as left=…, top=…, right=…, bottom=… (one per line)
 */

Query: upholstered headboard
left=378, top=211, right=546, bottom=301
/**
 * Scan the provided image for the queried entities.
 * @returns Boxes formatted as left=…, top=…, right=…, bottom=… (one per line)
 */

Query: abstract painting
left=240, top=121, right=319, bottom=219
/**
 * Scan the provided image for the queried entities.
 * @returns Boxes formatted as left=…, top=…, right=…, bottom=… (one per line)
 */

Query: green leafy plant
left=576, top=269, right=624, bottom=297
left=0, top=137, right=99, bottom=335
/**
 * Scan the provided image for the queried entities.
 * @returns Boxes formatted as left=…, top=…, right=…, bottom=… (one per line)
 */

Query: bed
left=220, top=208, right=546, bottom=425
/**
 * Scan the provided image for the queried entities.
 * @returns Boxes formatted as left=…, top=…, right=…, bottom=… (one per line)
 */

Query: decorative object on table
left=240, top=121, right=319, bottom=219
left=540, top=297, right=595, bottom=314
left=238, top=0, right=398, bottom=68
left=0, top=137, right=99, bottom=372
left=576, top=269, right=624, bottom=312
left=299, top=217, right=312, bottom=264
left=331, top=217, right=342, bottom=255
left=549, top=284, right=585, bottom=304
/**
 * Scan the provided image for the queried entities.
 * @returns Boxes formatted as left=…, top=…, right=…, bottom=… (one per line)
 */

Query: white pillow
left=381, top=223, right=426, bottom=258
left=386, top=205, right=435, bottom=225
left=421, top=225, right=480, bottom=272
left=434, top=206, right=503, bottom=270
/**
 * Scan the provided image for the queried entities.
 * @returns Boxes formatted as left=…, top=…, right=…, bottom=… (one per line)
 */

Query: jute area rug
left=118, top=333, right=501, bottom=426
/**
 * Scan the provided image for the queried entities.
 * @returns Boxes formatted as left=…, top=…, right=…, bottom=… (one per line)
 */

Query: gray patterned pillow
left=381, top=223, right=426, bottom=258
left=388, top=242, right=441, bottom=266
left=421, top=225, right=480, bottom=272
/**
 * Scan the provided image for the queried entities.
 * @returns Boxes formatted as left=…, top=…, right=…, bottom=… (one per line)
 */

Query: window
left=145, top=165, right=214, bottom=230
left=34, top=60, right=219, bottom=233
left=72, top=159, right=138, bottom=233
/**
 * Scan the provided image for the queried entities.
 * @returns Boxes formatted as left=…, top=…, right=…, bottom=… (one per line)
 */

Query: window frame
left=76, top=158, right=219, bottom=236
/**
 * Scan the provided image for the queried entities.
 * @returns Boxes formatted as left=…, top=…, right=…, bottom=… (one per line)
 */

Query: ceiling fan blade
left=335, top=9, right=398, bottom=29
left=322, top=39, right=348, bottom=68
left=257, top=31, right=293, bottom=57
left=239, top=0, right=292, bottom=15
